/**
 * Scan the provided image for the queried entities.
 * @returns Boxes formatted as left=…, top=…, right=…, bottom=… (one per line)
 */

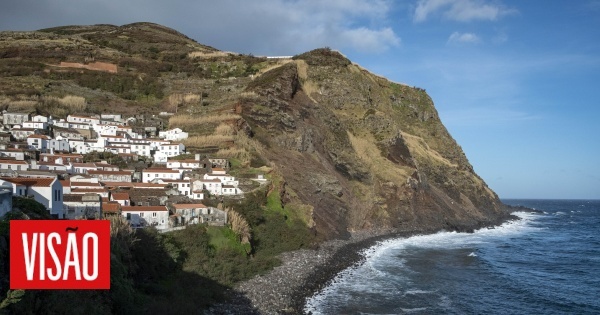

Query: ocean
left=305, top=199, right=600, bottom=314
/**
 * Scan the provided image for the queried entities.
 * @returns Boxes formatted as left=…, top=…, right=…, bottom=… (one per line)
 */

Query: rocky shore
left=204, top=227, right=437, bottom=314
left=205, top=214, right=516, bottom=314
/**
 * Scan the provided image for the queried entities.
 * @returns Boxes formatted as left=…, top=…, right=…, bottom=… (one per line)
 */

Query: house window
left=140, top=212, right=144, bottom=217
left=126, top=213, right=131, bottom=220
left=152, top=212, right=157, bottom=218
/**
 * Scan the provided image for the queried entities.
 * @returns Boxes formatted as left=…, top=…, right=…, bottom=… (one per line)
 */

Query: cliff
left=241, top=49, right=507, bottom=239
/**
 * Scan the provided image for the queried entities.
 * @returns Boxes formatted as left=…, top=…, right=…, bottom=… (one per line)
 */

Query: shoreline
left=205, top=214, right=517, bottom=314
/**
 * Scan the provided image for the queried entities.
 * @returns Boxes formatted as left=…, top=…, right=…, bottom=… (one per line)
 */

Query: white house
left=93, top=124, right=118, bottom=136
left=23, top=120, right=48, bottom=130
left=48, top=136, right=70, bottom=153
left=121, top=205, right=169, bottom=230
left=36, top=161, right=70, bottom=173
left=166, top=159, right=201, bottom=170
left=159, top=128, right=189, bottom=141
left=142, top=168, right=181, bottom=183
left=222, top=185, right=243, bottom=196
left=129, top=142, right=152, bottom=158
left=88, top=170, right=133, bottom=182
left=154, top=178, right=191, bottom=196
left=105, top=144, right=131, bottom=155
left=0, top=149, right=26, bottom=161
left=72, top=163, right=99, bottom=174
left=0, top=159, right=29, bottom=172
left=153, top=142, right=185, bottom=163
left=10, top=128, right=39, bottom=141
left=191, top=190, right=204, bottom=200
left=110, top=192, right=130, bottom=206
left=0, top=177, right=64, bottom=218
left=67, top=115, right=100, bottom=126
left=203, top=169, right=239, bottom=187
left=3, top=112, right=30, bottom=126
left=194, top=178, right=222, bottom=196
left=27, top=134, right=50, bottom=151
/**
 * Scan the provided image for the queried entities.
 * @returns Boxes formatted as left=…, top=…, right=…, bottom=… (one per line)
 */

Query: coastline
left=205, top=214, right=516, bottom=314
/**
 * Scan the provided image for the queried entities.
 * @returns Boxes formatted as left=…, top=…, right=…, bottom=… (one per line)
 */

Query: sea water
left=305, top=200, right=600, bottom=314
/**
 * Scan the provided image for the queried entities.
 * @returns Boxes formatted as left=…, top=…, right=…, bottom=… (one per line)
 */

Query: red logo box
left=10, top=220, right=110, bottom=289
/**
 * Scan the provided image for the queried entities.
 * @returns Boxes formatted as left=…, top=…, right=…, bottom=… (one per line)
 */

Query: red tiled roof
left=121, top=206, right=168, bottom=212
left=144, top=168, right=180, bottom=173
left=0, top=159, right=28, bottom=164
left=27, top=134, right=49, bottom=139
left=102, top=202, right=120, bottom=213
left=1, top=177, right=55, bottom=187
left=111, top=192, right=130, bottom=200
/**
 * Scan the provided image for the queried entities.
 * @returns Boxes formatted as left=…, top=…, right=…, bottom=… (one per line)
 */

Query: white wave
left=404, top=289, right=436, bottom=296
left=305, top=213, right=541, bottom=314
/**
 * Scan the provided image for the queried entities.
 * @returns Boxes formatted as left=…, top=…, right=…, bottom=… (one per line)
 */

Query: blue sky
left=1, top=0, right=599, bottom=199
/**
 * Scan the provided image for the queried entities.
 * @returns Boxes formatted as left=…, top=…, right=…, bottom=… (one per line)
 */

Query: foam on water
left=305, top=212, right=541, bottom=314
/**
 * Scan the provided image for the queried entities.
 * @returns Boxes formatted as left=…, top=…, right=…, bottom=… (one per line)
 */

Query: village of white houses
left=0, top=111, right=267, bottom=232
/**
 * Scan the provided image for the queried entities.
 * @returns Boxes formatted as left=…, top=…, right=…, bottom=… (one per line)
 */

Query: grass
left=347, top=130, right=412, bottom=183
left=401, top=131, right=457, bottom=168
left=183, top=134, right=234, bottom=147
left=207, top=226, right=251, bottom=255
left=168, top=113, right=241, bottom=129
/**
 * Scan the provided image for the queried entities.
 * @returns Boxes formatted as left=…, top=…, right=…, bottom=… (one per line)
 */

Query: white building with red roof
left=0, top=177, right=63, bottom=218
left=0, top=159, right=29, bottom=172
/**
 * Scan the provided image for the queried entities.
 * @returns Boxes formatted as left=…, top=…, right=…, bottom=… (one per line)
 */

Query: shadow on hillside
left=0, top=221, right=259, bottom=315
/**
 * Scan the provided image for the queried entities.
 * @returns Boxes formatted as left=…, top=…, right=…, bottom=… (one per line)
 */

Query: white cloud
left=414, top=0, right=517, bottom=22
left=447, top=31, right=480, bottom=44
left=339, top=27, right=401, bottom=53
left=0, top=0, right=400, bottom=55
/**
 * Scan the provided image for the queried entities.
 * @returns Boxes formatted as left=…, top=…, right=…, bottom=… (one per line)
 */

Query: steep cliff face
left=241, top=49, right=507, bottom=239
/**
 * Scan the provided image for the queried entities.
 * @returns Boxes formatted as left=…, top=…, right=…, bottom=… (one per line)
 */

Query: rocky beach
left=205, top=227, right=461, bottom=314
left=205, top=210, right=518, bottom=315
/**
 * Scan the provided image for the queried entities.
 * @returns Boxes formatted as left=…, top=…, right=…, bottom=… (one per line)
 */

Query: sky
left=1, top=0, right=599, bottom=199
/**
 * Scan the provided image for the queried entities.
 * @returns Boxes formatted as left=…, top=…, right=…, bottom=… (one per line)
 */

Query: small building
left=102, top=202, right=120, bottom=218
left=63, top=193, right=102, bottom=219
left=110, top=192, right=131, bottom=206
left=88, top=170, right=133, bottom=182
left=171, top=203, right=208, bottom=225
left=142, top=168, right=182, bottom=183
left=121, top=205, right=169, bottom=230
left=159, top=128, right=189, bottom=141
left=0, top=177, right=63, bottom=218
left=27, top=134, right=50, bottom=151
left=3, top=112, right=30, bottom=127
